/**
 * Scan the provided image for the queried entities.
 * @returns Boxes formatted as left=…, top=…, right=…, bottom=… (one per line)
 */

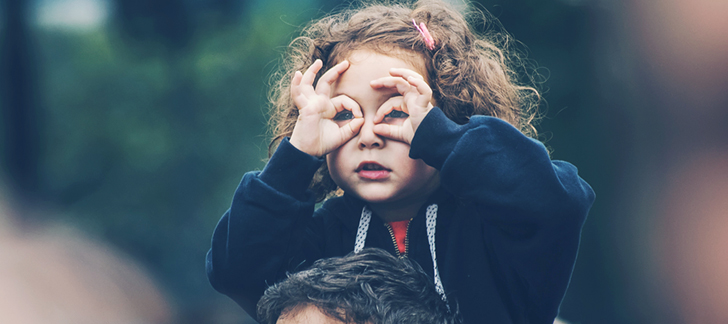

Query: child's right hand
left=289, top=59, right=364, bottom=157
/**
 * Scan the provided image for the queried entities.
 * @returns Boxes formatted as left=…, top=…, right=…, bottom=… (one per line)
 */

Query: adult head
left=257, top=248, right=459, bottom=324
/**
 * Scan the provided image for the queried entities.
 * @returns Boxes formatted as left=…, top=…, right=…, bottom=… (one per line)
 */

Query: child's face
left=326, top=50, right=440, bottom=205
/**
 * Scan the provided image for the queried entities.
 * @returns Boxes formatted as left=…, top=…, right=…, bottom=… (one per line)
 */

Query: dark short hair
left=257, top=248, right=460, bottom=324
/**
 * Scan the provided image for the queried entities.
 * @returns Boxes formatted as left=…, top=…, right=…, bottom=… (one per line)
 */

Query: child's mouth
left=356, top=162, right=391, bottom=180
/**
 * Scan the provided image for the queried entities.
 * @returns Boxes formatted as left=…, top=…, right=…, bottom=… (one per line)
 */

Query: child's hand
left=370, top=68, right=434, bottom=144
left=289, top=59, right=364, bottom=157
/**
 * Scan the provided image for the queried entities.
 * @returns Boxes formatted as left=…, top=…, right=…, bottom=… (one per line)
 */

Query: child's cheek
left=325, top=150, right=342, bottom=176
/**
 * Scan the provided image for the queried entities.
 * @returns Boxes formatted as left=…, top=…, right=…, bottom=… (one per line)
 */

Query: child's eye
left=385, top=110, right=409, bottom=118
left=333, top=111, right=354, bottom=121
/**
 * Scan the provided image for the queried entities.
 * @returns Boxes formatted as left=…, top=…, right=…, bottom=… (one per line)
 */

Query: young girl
left=206, top=1, right=595, bottom=323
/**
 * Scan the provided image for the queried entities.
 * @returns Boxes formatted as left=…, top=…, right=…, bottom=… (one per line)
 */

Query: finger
left=291, top=71, right=309, bottom=109
left=389, top=68, right=425, bottom=80
left=340, top=117, right=365, bottom=140
left=300, top=59, right=323, bottom=88
left=331, top=95, right=362, bottom=118
left=291, top=70, right=303, bottom=86
left=406, top=75, right=432, bottom=95
left=370, top=76, right=411, bottom=95
left=315, top=60, right=350, bottom=97
left=406, top=75, right=434, bottom=108
left=373, top=96, right=404, bottom=123
left=372, top=124, right=409, bottom=144
left=291, top=70, right=303, bottom=95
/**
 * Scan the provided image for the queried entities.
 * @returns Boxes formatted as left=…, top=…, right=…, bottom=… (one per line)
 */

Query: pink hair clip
left=412, top=19, right=435, bottom=50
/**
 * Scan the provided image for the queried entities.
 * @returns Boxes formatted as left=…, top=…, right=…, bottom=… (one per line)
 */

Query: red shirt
left=388, top=219, right=410, bottom=255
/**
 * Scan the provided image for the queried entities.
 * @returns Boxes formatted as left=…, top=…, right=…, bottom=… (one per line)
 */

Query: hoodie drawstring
left=354, top=204, right=448, bottom=304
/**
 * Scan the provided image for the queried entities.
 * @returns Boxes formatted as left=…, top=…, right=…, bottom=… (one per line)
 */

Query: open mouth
left=356, top=162, right=391, bottom=180
left=356, top=162, right=390, bottom=172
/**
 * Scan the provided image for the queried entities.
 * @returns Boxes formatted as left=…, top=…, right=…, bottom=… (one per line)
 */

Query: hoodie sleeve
left=205, top=137, right=325, bottom=318
left=409, top=108, right=595, bottom=322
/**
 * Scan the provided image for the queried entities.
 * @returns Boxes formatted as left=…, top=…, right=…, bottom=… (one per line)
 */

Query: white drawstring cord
left=354, top=204, right=448, bottom=304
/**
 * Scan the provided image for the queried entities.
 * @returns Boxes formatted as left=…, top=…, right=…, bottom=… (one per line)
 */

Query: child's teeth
left=364, top=164, right=381, bottom=170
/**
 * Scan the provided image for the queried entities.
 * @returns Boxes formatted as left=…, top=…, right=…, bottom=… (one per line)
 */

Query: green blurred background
left=1, top=0, right=727, bottom=323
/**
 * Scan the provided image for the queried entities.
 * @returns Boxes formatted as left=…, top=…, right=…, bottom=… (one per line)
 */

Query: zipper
left=404, top=221, right=411, bottom=257
left=384, top=221, right=411, bottom=258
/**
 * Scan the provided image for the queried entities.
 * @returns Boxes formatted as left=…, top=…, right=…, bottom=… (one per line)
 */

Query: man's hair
left=257, top=248, right=460, bottom=324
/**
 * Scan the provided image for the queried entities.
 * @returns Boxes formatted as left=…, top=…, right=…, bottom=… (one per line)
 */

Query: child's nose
left=357, top=119, right=384, bottom=149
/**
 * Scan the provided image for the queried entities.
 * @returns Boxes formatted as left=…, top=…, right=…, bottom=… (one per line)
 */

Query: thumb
left=373, top=124, right=410, bottom=144
left=339, top=118, right=364, bottom=142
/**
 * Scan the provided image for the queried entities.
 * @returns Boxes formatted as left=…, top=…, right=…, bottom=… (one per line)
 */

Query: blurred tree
left=1, top=0, right=43, bottom=206
left=23, top=0, right=320, bottom=321
left=113, top=0, right=193, bottom=52
left=111, top=0, right=250, bottom=53
left=469, top=1, right=620, bottom=323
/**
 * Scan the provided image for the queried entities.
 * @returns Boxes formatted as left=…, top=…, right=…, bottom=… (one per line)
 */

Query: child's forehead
left=334, top=50, right=422, bottom=92
left=332, top=45, right=428, bottom=80
left=330, top=50, right=419, bottom=110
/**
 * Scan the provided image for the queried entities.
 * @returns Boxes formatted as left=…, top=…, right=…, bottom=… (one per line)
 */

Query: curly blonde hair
left=268, top=0, right=542, bottom=201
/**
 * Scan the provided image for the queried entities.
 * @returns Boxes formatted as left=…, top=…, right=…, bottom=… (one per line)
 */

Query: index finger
left=315, top=60, right=350, bottom=97
left=330, top=95, right=363, bottom=118
left=389, top=68, right=425, bottom=81
left=369, top=76, right=411, bottom=95
left=300, top=59, right=323, bottom=87
left=373, top=96, right=405, bottom=123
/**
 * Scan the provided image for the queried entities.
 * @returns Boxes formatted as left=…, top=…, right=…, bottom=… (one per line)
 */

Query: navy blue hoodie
left=207, top=108, right=595, bottom=323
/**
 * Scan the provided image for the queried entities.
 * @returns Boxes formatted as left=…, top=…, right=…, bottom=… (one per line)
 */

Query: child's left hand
left=369, top=68, right=434, bottom=144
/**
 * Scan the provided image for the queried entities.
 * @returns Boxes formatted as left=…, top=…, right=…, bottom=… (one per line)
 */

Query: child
left=206, top=1, right=595, bottom=323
